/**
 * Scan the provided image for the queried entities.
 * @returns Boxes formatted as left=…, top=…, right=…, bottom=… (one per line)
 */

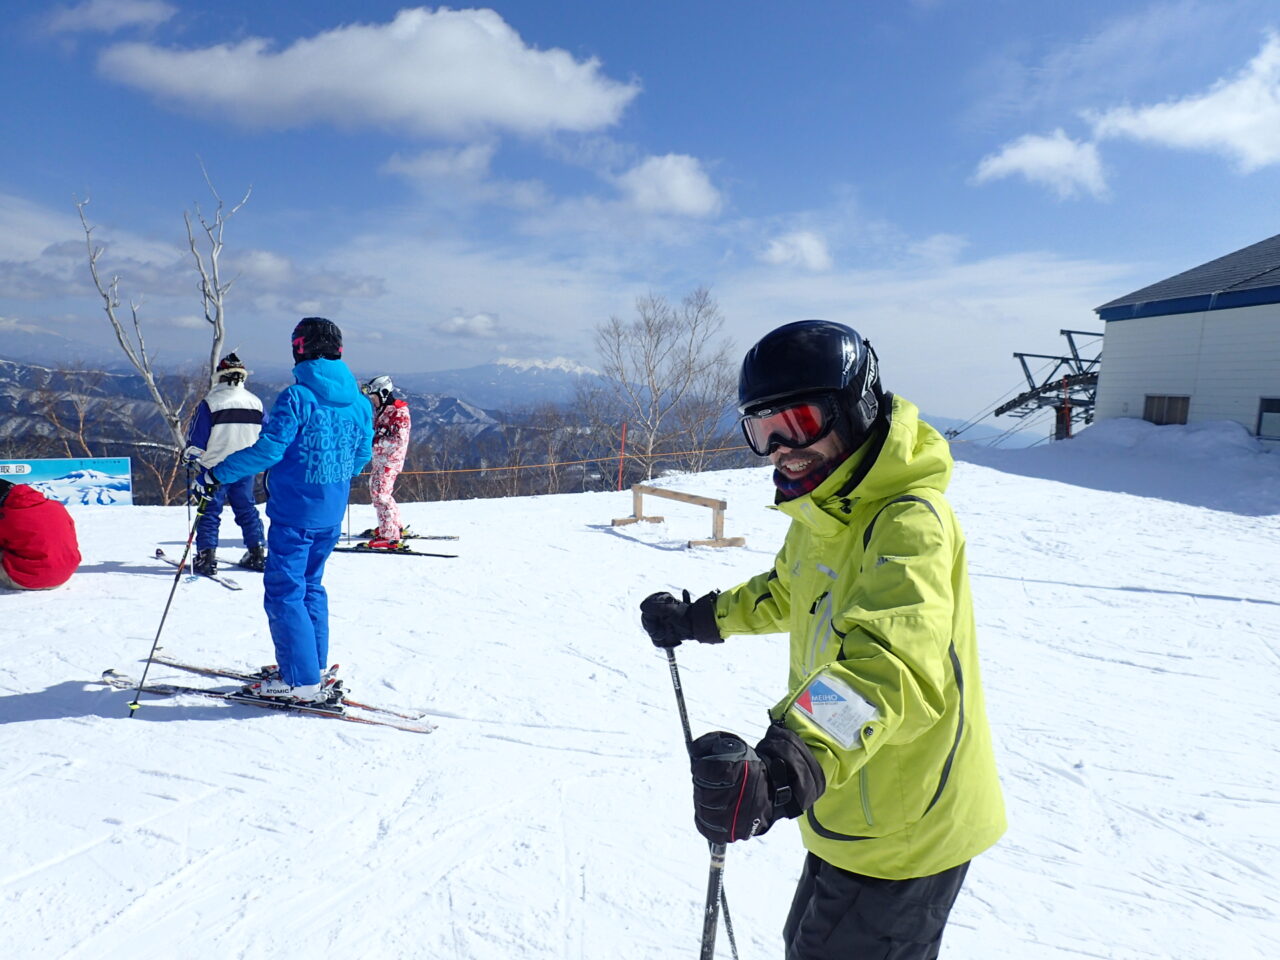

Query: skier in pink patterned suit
left=360, top=376, right=412, bottom=549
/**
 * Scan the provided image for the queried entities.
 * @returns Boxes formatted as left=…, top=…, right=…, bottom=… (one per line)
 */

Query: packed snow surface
left=2, top=419, right=1277, bottom=959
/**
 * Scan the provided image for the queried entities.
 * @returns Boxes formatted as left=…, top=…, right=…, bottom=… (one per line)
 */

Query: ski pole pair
left=663, top=646, right=739, bottom=960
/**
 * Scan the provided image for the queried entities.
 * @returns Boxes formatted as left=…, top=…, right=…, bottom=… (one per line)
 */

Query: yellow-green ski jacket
left=714, top=395, right=1006, bottom=879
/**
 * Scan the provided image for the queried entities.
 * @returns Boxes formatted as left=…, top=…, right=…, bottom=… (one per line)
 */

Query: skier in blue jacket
left=196, top=318, right=373, bottom=703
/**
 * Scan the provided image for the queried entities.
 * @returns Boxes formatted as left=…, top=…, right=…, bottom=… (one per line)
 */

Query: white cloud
left=0, top=316, right=49, bottom=335
left=97, top=8, right=640, bottom=138
left=435, top=312, right=503, bottom=338
left=973, top=129, right=1107, bottom=199
left=759, top=230, right=833, bottom=271
left=381, top=143, right=548, bottom=209
left=909, top=233, right=969, bottom=265
left=718, top=249, right=1132, bottom=419
left=1089, top=30, right=1280, bottom=171
left=161, top=313, right=206, bottom=330
left=384, top=143, right=497, bottom=181
left=614, top=154, right=721, bottom=217
left=46, top=0, right=175, bottom=34
left=967, top=1, right=1228, bottom=125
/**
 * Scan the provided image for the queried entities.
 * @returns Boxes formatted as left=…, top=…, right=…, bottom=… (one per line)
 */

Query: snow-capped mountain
left=30, top=469, right=132, bottom=505
left=494, top=356, right=599, bottom=376
left=389, top=357, right=600, bottom=410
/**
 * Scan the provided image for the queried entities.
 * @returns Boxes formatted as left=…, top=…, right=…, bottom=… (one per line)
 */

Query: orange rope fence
left=356, top=443, right=752, bottom=477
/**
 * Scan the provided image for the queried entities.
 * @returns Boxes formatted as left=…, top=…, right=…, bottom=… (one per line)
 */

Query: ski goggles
left=739, top=396, right=837, bottom=456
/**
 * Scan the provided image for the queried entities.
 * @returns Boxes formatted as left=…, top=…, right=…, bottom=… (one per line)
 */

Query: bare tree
left=593, top=286, right=736, bottom=479
left=75, top=171, right=250, bottom=456
left=186, top=162, right=252, bottom=377
left=28, top=363, right=103, bottom=459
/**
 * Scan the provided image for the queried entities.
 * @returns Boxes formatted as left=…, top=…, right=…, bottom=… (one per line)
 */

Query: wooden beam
left=611, top=483, right=744, bottom=548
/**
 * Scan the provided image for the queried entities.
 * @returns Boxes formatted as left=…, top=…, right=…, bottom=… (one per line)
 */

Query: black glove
left=190, top=467, right=220, bottom=505
left=689, top=725, right=825, bottom=844
left=640, top=589, right=721, bottom=647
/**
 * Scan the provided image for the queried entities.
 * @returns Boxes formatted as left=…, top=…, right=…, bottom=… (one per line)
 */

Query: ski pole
left=664, top=647, right=739, bottom=960
left=128, top=493, right=211, bottom=716
left=185, top=461, right=193, bottom=529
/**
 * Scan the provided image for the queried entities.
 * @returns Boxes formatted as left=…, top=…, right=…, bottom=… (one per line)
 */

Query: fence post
left=617, top=422, right=628, bottom=491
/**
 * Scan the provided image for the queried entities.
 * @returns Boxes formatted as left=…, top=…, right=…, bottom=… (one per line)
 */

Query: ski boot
left=192, top=548, right=218, bottom=577
left=239, top=544, right=267, bottom=571
left=360, top=537, right=405, bottom=551
left=241, top=668, right=332, bottom=706
left=359, top=525, right=413, bottom=539
left=255, top=663, right=343, bottom=703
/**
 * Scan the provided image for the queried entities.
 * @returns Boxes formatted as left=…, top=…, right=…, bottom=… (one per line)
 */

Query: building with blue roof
left=1093, top=234, right=1280, bottom=445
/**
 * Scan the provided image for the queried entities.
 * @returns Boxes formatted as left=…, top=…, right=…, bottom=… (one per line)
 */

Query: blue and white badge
left=791, top=673, right=876, bottom=750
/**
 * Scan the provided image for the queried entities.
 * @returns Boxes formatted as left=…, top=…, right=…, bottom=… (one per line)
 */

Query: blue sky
left=2, top=0, right=1279, bottom=420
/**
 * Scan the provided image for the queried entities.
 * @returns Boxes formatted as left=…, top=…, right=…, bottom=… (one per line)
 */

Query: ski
left=146, top=654, right=428, bottom=721
left=99, top=670, right=435, bottom=734
left=346, top=532, right=459, bottom=541
left=332, top=545, right=457, bottom=559
left=154, top=548, right=243, bottom=591
left=219, top=557, right=264, bottom=573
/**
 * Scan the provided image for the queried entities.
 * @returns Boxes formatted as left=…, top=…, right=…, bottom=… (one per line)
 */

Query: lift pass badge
left=792, top=674, right=876, bottom=750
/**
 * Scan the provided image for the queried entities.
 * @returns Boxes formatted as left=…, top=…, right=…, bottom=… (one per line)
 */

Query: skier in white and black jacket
left=185, top=353, right=266, bottom=576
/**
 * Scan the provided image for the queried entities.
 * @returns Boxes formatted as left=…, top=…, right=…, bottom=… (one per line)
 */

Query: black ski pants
left=783, top=853, right=969, bottom=960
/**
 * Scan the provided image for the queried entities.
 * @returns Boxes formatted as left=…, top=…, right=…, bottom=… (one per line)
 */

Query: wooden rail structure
left=612, top=483, right=745, bottom=548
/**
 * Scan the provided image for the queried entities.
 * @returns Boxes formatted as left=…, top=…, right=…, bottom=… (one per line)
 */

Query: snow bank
left=953, top=418, right=1280, bottom=515
left=2, top=436, right=1277, bottom=959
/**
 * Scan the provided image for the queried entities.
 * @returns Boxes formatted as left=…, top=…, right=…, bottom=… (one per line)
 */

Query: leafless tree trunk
left=75, top=171, right=250, bottom=457
left=593, top=286, right=736, bottom=479
left=186, top=161, right=252, bottom=378
left=77, top=197, right=186, bottom=454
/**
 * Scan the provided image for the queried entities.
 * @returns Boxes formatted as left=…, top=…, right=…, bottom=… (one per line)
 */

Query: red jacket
left=372, top=398, right=411, bottom=462
left=0, top=484, right=81, bottom=588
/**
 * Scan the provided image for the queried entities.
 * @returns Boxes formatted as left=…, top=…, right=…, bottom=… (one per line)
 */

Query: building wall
left=1093, top=301, right=1280, bottom=443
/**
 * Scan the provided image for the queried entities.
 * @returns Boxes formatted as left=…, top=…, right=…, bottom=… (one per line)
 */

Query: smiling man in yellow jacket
left=641, top=320, right=1005, bottom=960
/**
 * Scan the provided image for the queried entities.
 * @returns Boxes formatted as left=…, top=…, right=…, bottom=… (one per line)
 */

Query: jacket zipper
left=859, top=766, right=874, bottom=826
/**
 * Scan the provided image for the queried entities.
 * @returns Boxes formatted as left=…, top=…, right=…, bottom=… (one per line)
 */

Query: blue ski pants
left=263, top=522, right=342, bottom=686
left=196, top=475, right=264, bottom=552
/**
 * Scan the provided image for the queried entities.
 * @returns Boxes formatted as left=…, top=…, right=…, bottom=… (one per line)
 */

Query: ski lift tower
left=994, top=330, right=1102, bottom=440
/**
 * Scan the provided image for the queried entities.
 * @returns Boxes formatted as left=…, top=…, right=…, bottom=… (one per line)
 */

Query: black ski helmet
left=291, top=317, right=343, bottom=364
left=738, top=319, right=883, bottom=447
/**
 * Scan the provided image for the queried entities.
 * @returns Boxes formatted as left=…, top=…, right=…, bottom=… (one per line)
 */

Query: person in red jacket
left=0, top=479, right=81, bottom=590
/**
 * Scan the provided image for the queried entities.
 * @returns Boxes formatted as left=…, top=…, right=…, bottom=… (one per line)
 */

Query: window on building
left=1143, top=395, right=1190, bottom=426
left=1258, top=398, right=1280, bottom=439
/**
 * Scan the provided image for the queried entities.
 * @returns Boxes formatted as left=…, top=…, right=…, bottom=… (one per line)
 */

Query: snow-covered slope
left=2, top=422, right=1277, bottom=959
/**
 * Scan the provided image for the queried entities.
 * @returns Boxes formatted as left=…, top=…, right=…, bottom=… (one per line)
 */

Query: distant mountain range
left=0, top=355, right=505, bottom=449
left=387, top=357, right=600, bottom=411
left=0, top=352, right=1036, bottom=453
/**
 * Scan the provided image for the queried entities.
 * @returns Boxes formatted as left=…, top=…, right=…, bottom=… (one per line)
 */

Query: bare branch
left=592, top=286, right=736, bottom=479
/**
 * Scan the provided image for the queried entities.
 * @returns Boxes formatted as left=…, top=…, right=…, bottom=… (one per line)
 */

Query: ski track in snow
left=2, top=422, right=1279, bottom=958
